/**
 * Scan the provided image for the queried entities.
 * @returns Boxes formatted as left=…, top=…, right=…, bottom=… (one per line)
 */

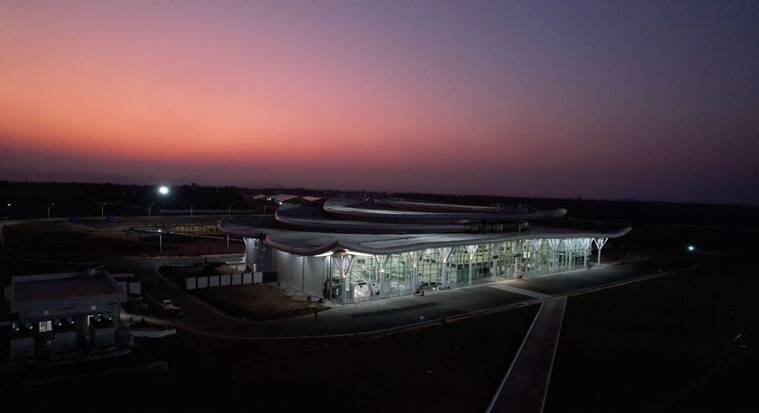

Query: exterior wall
left=10, top=337, right=35, bottom=359
left=6, top=272, right=127, bottom=361
left=272, top=249, right=328, bottom=298
left=54, top=331, right=78, bottom=353
left=13, top=296, right=124, bottom=321
left=243, top=237, right=270, bottom=272
left=94, top=326, right=116, bottom=348
left=269, top=237, right=600, bottom=304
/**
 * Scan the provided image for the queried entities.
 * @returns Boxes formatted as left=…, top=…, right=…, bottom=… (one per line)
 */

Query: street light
left=158, top=229, right=163, bottom=253
left=158, top=185, right=170, bottom=226
left=190, top=202, right=195, bottom=216
left=47, top=202, right=55, bottom=219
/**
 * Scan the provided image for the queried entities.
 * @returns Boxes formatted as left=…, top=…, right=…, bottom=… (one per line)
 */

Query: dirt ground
left=196, top=283, right=325, bottom=320
left=162, top=265, right=323, bottom=320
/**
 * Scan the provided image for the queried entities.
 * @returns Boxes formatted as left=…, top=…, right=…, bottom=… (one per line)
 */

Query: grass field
left=546, top=255, right=759, bottom=412
left=1, top=222, right=242, bottom=261
left=7, top=304, right=539, bottom=412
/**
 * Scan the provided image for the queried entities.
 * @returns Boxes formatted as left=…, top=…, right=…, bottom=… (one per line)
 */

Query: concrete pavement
left=487, top=297, right=567, bottom=413
left=105, top=254, right=687, bottom=339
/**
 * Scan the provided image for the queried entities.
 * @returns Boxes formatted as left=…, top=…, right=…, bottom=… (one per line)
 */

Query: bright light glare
left=687, top=245, right=695, bottom=252
left=158, top=186, right=170, bottom=195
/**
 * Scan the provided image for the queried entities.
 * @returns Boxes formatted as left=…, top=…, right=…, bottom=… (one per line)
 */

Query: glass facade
left=328, top=237, right=596, bottom=304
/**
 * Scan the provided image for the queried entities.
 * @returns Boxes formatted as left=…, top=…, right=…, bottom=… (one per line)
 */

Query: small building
left=269, top=194, right=299, bottom=204
left=3, top=269, right=128, bottom=361
left=112, top=273, right=142, bottom=296
left=300, top=196, right=324, bottom=204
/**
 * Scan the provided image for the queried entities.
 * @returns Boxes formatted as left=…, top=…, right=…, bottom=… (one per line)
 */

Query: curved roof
left=275, top=204, right=473, bottom=233
left=323, top=198, right=567, bottom=224
left=259, top=226, right=631, bottom=256
left=375, top=198, right=529, bottom=213
left=220, top=197, right=632, bottom=256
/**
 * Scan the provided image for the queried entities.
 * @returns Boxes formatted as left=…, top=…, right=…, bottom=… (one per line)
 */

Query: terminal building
left=221, top=198, right=631, bottom=304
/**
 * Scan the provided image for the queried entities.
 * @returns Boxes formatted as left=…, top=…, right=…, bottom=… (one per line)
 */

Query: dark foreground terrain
left=2, top=182, right=759, bottom=412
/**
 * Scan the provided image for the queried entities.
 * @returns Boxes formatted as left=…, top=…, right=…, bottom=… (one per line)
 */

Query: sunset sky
left=1, top=1, right=758, bottom=203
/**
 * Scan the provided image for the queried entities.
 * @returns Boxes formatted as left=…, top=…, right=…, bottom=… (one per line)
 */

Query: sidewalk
left=487, top=296, right=567, bottom=413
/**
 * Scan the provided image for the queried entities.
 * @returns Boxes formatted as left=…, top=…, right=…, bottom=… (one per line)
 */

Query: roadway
left=106, top=253, right=690, bottom=339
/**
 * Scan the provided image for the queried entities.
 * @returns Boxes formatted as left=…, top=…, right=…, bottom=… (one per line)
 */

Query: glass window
left=38, top=320, right=53, bottom=332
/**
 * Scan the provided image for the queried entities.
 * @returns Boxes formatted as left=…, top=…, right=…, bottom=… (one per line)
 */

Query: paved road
left=487, top=297, right=567, bottom=413
left=106, top=253, right=689, bottom=339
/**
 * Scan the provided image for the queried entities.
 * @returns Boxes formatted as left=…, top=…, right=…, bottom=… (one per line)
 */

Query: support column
left=578, top=238, right=592, bottom=269
left=565, top=239, right=578, bottom=270
left=594, top=238, right=608, bottom=266
left=514, top=240, right=524, bottom=277
left=466, top=245, right=479, bottom=285
left=374, top=255, right=388, bottom=297
left=440, top=247, right=454, bottom=288
left=547, top=239, right=561, bottom=272
left=326, top=255, right=332, bottom=299
left=528, top=239, right=543, bottom=273
left=334, top=253, right=354, bottom=303
left=407, top=250, right=422, bottom=292
left=243, top=237, right=258, bottom=272
left=490, top=243, right=498, bottom=277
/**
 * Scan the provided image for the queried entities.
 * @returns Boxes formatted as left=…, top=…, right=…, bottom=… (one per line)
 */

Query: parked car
left=161, top=299, right=184, bottom=318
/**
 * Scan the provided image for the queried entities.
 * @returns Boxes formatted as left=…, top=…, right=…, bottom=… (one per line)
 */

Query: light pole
left=158, top=186, right=170, bottom=228
left=190, top=203, right=195, bottom=216
left=47, top=202, right=55, bottom=219
left=158, top=229, right=163, bottom=254
left=100, top=203, right=105, bottom=218
left=227, top=203, right=232, bottom=216
left=0, top=202, right=10, bottom=219
left=148, top=202, right=153, bottom=217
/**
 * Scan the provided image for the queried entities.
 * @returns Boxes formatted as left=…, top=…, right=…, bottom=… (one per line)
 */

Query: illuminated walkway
left=487, top=296, right=567, bottom=413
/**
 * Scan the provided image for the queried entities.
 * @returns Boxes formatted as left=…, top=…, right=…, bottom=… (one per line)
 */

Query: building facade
left=224, top=198, right=628, bottom=304
left=4, top=269, right=128, bottom=361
